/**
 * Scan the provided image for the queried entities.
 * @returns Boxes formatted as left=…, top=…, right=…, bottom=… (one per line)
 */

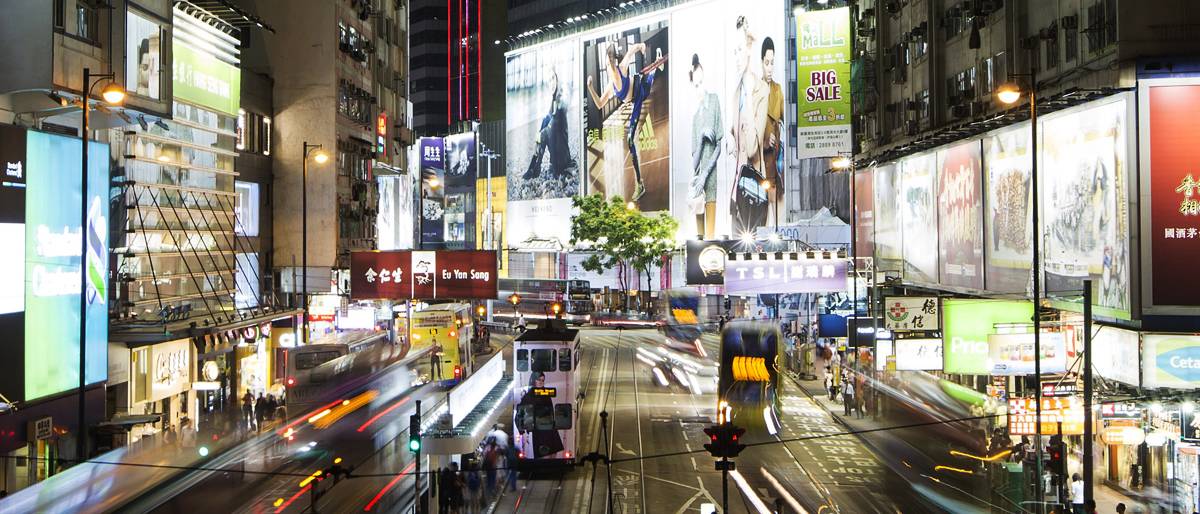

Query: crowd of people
left=435, top=424, right=520, bottom=514
left=240, top=390, right=284, bottom=432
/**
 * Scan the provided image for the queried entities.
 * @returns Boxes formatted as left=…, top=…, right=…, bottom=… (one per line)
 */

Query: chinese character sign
left=1144, top=79, right=1200, bottom=308
left=795, top=6, right=851, bottom=158
left=1007, top=396, right=1084, bottom=435
left=883, top=297, right=939, bottom=331
left=723, top=254, right=848, bottom=295
left=350, top=250, right=497, bottom=300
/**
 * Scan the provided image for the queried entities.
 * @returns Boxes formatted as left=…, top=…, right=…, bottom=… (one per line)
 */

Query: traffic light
left=1047, top=435, right=1066, bottom=476
left=723, top=297, right=731, bottom=311
left=408, top=413, right=421, bottom=452
left=508, top=293, right=521, bottom=306
left=477, top=305, right=486, bottom=317
left=728, top=425, right=747, bottom=458
left=702, top=423, right=747, bottom=459
left=703, top=425, right=721, bottom=457
left=550, top=302, right=563, bottom=318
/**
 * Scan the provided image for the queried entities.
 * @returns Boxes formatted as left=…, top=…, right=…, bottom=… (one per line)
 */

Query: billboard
left=987, top=332, right=1067, bottom=376
left=349, top=250, right=498, bottom=300
left=126, top=9, right=163, bottom=100
left=1008, top=396, right=1084, bottom=436
left=883, top=296, right=939, bottom=331
left=1093, top=325, right=1140, bottom=387
left=172, top=38, right=240, bottom=116
left=894, top=338, right=943, bottom=371
left=794, top=6, right=852, bottom=158
left=899, top=153, right=937, bottom=283
left=873, top=164, right=902, bottom=272
left=724, top=254, right=847, bottom=295
left=942, top=299, right=1033, bottom=375
left=982, top=123, right=1033, bottom=294
left=419, top=138, right=445, bottom=245
left=444, top=132, right=477, bottom=244
left=1039, top=93, right=1133, bottom=320
left=685, top=240, right=731, bottom=285
left=24, top=130, right=110, bottom=400
left=583, top=20, right=671, bottom=211
left=854, top=168, right=874, bottom=260
left=1139, top=79, right=1200, bottom=312
left=377, top=171, right=415, bottom=251
left=937, top=141, right=983, bottom=289
left=1143, top=334, right=1200, bottom=389
left=669, top=1, right=786, bottom=239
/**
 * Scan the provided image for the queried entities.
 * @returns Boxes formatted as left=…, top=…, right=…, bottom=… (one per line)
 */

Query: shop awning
left=97, top=414, right=163, bottom=428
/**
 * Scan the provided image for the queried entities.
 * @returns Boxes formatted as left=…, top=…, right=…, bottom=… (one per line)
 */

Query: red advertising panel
left=937, top=140, right=984, bottom=289
left=350, top=250, right=498, bottom=300
left=854, top=168, right=874, bottom=260
left=1147, top=82, right=1200, bottom=307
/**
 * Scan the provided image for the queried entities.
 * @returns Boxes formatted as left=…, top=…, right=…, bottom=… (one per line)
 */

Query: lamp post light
left=830, top=154, right=862, bottom=391
left=77, top=68, right=125, bottom=463
left=996, top=72, right=1045, bottom=507
left=301, top=142, right=329, bottom=345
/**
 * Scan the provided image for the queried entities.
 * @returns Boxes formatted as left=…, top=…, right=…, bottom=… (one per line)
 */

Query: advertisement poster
left=1093, top=326, right=1140, bottom=387
left=982, top=124, right=1033, bottom=294
left=899, top=153, right=937, bottom=283
left=444, top=133, right=477, bottom=244
left=873, top=164, right=902, bottom=272
left=1141, top=79, right=1200, bottom=309
left=126, top=9, right=163, bottom=100
left=1008, top=396, right=1084, bottom=435
left=1040, top=94, right=1132, bottom=319
left=669, top=0, right=786, bottom=239
left=883, top=296, right=939, bottom=331
left=0, top=124, right=25, bottom=317
left=1143, top=334, right=1200, bottom=389
left=349, top=250, right=498, bottom=300
left=419, top=138, right=445, bottom=245
left=987, top=332, right=1067, bottom=375
left=794, top=6, right=852, bottom=158
left=172, top=38, right=240, bottom=116
left=894, top=338, right=943, bottom=371
left=724, top=255, right=847, bottom=295
left=685, top=239, right=732, bottom=285
left=854, top=168, right=874, bottom=260
left=942, top=299, right=1033, bottom=375
left=25, top=131, right=109, bottom=400
left=377, top=172, right=415, bottom=251
left=937, top=140, right=984, bottom=289
left=584, top=20, right=670, bottom=211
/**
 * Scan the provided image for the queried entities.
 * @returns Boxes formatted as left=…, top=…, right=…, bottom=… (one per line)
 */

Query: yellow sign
left=672, top=308, right=699, bottom=325
left=732, top=356, right=770, bottom=382
left=531, top=387, right=557, bottom=397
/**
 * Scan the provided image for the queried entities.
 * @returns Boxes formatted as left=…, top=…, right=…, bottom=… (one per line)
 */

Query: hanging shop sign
left=1143, top=334, right=1200, bottom=389
left=350, top=250, right=498, bottom=300
left=723, top=254, right=848, bottom=295
left=987, top=332, right=1067, bottom=376
left=1007, top=396, right=1084, bottom=436
left=941, top=299, right=1034, bottom=375
left=1101, top=422, right=1146, bottom=446
left=149, top=338, right=192, bottom=402
left=1092, top=325, right=1141, bottom=387
left=883, top=296, right=939, bottom=331
left=1101, top=402, right=1142, bottom=419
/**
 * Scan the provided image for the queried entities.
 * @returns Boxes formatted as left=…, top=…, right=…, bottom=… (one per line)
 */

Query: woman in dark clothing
left=515, top=371, right=564, bottom=458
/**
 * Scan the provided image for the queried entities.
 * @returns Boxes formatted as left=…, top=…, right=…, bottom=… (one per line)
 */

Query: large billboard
left=172, top=38, right=240, bottom=116
left=419, top=138, right=445, bottom=245
left=377, top=172, right=415, bottom=251
left=584, top=20, right=671, bottom=211
left=444, top=132, right=477, bottom=244
left=899, top=153, right=937, bottom=283
left=982, top=123, right=1033, bottom=294
left=873, top=164, right=902, bottom=272
left=506, top=38, right=581, bottom=248
left=794, top=6, right=852, bottom=158
left=936, top=140, right=983, bottom=289
left=942, top=299, right=1033, bottom=375
left=1142, top=334, right=1200, bottom=389
left=23, top=130, right=110, bottom=400
left=1139, top=78, right=1200, bottom=312
left=349, top=250, right=498, bottom=300
left=1093, top=326, right=1140, bottom=387
left=1039, top=93, right=1133, bottom=320
left=669, top=1, right=786, bottom=240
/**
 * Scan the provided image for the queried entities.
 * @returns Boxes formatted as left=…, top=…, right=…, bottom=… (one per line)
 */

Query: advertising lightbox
left=1093, top=325, right=1140, bottom=387
left=24, top=130, right=110, bottom=400
left=942, top=299, right=1033, bottom=375
left=350, top=250, right=498, bottom=300
left=172, top=38, right=240, bottom=116
left=419, top=138, right=446, bottom=245
left=723, top=254, right=848, bottom=295
left=872, top=164, right=902, bottom=272
left=854, top=168, right=874, bottom=260
left=982, top=123, right=1033, bottom=294
left=894, top=338, right=943, bottom=371
left=1143, top=334, right=1200, bottom=389
left=900, top=152, right=937, bottom=283
left=377, top=172, right=415, bottom=251
left=883, top=296, right=940, bottom=331
left=936, top=140, right=984, bottom=290
left=127, top=9, right=163, bottom=100
left=1008, top=396, right=1084, bottom=436
left=987, top=332, right=1067, bottom=376
left=794, top=6, right=852, bottom=158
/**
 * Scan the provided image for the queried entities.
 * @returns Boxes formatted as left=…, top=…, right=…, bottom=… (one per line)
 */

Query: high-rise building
left=410, top=0, right=507, bottom=135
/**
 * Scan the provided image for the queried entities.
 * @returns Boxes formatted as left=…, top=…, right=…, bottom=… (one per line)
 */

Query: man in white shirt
left=1070, top=473, right=1085, bottom=513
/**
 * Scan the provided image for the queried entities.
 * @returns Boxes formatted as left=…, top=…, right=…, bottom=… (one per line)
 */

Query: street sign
left=883, top=296, right=939, bottom=331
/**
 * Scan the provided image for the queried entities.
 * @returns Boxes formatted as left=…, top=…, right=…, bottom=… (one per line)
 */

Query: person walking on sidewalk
left=505, top=441, right=520, bottom=491
left=824, top=372, right=834, bottom=401
left=842, top=378, right=855, bottom=416
left=1069, top=473, right=1085, bottom=514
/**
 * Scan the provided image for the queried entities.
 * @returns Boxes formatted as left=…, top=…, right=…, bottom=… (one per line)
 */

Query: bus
left=497, top=278, right=592, bottom=324
left=511, top=320, right=580, bottom=468
left=660, top=288, right=706, bottom=357
left=717, top=321, right=783, bottom=435
left=406, top=302, right=474, bottom=381
left=284, top=330, right=419, bottom=414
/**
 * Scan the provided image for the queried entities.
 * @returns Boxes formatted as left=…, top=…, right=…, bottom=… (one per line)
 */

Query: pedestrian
left=1115, top=503, right=1126, bottom=514
left=505, top=441, right=520, bottom=492
left=465, top=461, right=482, bottom=513
left=842, top=379, right=855, bottom=417
left=718, top=315, right=726, bottom=332
left=241, top=390, right=254, bottom=431
left=254, top=392, right=266, bottom=431
left=486, top=423, right=509, bottom=450
left=824, top=373, right=834, bottom=401
left=180, top=417, right=196, bottom=448
left=856, top=385, right=866, bottom=419
left=450, top=461, right=464, bottom=513
left=163, top=424, right=177, bottom=446
left=483, top=441, right=499, bottom=500
left=1069, top=473, right=1084, bottom=514
left=438, top=466, right=453, bottom=514
left=517, top=313, right=527, bottom=331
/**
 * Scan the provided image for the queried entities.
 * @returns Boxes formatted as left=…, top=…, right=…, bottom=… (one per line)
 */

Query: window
left=77, top=2, right=98, bottom=43
left=553, top=404, right=572, bottom=429
left=916, top=89, right=930, bottom=122
left=530, top=349, right=556, bottom=372
left=237, top=109, right=272, bottom=155
left=1044, top=22, right=1059, bottom=69
left=1064, top=18, right=1078, bottom=62
left=558, top=349, right=572, bottom=371
left=295, top=350, right=342, bottom=370
left=516, top=349, right=528, bottom=372
left=54, top=0, right=64, bottom=28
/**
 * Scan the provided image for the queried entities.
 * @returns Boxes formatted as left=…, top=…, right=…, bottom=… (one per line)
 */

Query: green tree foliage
left=570, top=194, right=678, bottom=311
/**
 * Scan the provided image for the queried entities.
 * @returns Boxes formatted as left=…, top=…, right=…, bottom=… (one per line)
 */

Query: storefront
left=128, top=338, right=195, bottom=444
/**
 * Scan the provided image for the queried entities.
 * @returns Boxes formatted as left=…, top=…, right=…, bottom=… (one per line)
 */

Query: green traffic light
left=409, top=438, right=420, bottom=452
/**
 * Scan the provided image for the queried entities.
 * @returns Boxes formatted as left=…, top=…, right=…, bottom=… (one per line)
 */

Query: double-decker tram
left=497, top=278, right=593, bottom=324
left=511, top=320, right=580, bottom=468
left=717, top=321, right=783, bottom=434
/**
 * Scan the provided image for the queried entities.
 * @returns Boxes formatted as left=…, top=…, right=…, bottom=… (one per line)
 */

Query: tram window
left=530, top=349, right=556, bottom=372
left=553, top=404, right=572, bottom=429
left=533, top=402, right=555, bottom=430
left=516, top=349, right=529, bottom=372
left=558, top=349, right=572, bottom=371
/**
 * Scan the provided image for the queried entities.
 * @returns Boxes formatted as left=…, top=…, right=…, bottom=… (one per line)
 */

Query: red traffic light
left=453, top=365, right=462, bottom=379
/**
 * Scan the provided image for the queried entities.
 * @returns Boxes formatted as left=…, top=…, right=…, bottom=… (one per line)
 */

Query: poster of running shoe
left=583, top=21, right=670, bottom=211
left=900, top=152, right=938, bottom=284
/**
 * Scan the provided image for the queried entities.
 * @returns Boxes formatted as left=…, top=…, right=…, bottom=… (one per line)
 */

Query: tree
left=570, top=194, right=678, bottom=312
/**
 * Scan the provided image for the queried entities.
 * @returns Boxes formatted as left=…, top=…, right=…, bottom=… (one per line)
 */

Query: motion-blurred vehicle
left=718, top=321, right=783, bottom=435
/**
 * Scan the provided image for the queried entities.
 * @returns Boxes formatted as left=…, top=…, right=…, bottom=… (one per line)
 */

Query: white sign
left=1092, top=326, right=1140, bottom=387
left=506, top=198, right=572, bottom=249
left=894, top=338, right=943, bottom=371
left=987, top=332, right=1067, bottom=376
left=883, top=296, right=939, bottom=331
left=448, top=354, right=504, bottom=427
left=875, top=339, right=893, bottom=371
left=337, top=306, right=377, bottom=330
left=149, top=338, right=192, bottom=402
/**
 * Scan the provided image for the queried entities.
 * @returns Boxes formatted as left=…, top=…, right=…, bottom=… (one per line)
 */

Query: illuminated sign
left=942, top=299, right=1033, bottom=375
left=350, top=250, right=498, bottom=300
left=377, top=112, right=388, bottom=156
left=795, top=6, right=852, bottom=157
left=1007, top=396, right=1084, bottom=436
left=531, top=387, right=557, bottom=397
left=1143, top=334, right=1200, bottom=389
left=893, top=338, right=943, bottom=371
left=724, top=254, right=848, bottom=295
left=731, top=356, right=770, bottom=382
left=883, top=296, right=939, bottom=331
left=987, top=332, right=1067, bottom=376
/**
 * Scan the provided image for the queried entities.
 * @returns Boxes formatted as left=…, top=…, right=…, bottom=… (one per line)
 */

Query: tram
left=717, top=321, right=783, bottom=434
left=497, top=278, right=593, bottom=324
left=511, top=320, right=580, bottom=468
left=660, top=288, right=706, bottom=357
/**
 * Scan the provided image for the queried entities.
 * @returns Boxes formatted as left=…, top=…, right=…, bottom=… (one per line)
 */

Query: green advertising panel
left=25, top=131, right=109, bottom=400
left=172, top=39, right=240, bottom=115
left=942, top=299, right=1033, bottom=375
left=795, top=6, right=852, bottom=158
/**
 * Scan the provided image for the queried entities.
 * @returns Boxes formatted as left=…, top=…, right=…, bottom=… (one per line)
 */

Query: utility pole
left=704, top=422, right=746, bottom=514
left=411, top=400, right=423, bottom=514
left=1082, top=279, right=1094, bottom=505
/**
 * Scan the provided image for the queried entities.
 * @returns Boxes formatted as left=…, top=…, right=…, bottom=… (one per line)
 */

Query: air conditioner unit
left=951, top=104, right=971, bottom=118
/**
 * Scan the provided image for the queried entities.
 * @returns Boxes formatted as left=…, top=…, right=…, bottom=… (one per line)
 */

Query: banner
left=1140, top=79, right=1200, bottom=310
left=987, top=332, right=1067, bottom=376
left=505, top=39, right=581, bottom=203
left=982, top=124, right=1033, bottom=294
left=350, top=250, right=498, bottom=300
left=937, top=141, right=984, bottom=289
left=724, top=254, right=847, bottom=295
left=894, top=338, right=943, bottom=371
left=1143, top=334, right=1200, bottom=389
left=854, top=168, right=874, bottom=260
left=419, top=138, right=445, bottom=245
left=172, top=39, right=240, bottom=116
left=883, top=296, right=939, bottom=331
left=444, top=132, right=476, bottom=244
left=1093, top=326, right=1140, bottom=387
left=794, top=7, right=851, bottom=158
left=942, top=299, right=1033, bottom=375
left=899, top=153, right=937, bottom=283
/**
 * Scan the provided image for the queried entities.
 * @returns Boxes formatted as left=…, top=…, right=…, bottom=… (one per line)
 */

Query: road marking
left=616, top=442, right=636, bottom=456
left=643, top=473, right=701, bottom=492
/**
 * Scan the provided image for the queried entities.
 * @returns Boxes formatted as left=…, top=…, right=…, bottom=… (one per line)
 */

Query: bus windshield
left=295, top=350, right=342, bottom=370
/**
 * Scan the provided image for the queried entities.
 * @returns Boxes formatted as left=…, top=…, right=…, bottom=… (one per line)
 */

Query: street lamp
left=995, top=72, right=1049, bottom=505
left=302, top=142, right=329, bottom=345
left=77, top=67, right=124, bottom=463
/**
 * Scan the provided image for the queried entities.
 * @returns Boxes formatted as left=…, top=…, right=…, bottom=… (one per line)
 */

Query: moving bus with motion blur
left=496, top=278, right=593, bottom=325
left=660, top=288, right=706, bottom=357
left=717, top=321, right=783, bottom=435
left=511, top=320, right=580, bottom=468
left=284, top=330, right=415, bottom=414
